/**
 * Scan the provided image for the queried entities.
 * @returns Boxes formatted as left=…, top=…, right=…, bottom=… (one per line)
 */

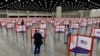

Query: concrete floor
left=0, top=22, right=100, bottom=56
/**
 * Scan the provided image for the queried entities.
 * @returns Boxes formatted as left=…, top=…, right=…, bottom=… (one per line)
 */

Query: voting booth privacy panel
left=68, top=34, right=94, bottom=56
left=54, top=25, right=66, bottom=33
left=6, top=22, right=14, bottom=29
left=30, top=28, right=46, bottom=43
left=15, top=25, right=27, bottom=33
left=91, top=28, right=100, bottom=39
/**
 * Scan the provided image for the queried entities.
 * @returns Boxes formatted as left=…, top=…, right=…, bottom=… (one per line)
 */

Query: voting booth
left=91, top=28, right=100, bottom=39
left=25, top=21, right=33, bottom=27
left=88, top=20, right=93, bottom=25
left=15, top=25, right=27, bottom=33
left=30, top=28, right=46, bottom=52
left=54, top=25, right=66, bottom=33
left=30, top=28, right=46, bottom=42
left=54, top=25, right=66, bottom=41
left=1, top=21, right=6, bottom=26
left=68, top=34, right=94, bottom=56
left=71, top=23, right=79, bottom=29
left=6, top=22, right=14, bottom=29
left=39, top=23, right=47, bottom=29
left=80, top=21, right=87, bottom=27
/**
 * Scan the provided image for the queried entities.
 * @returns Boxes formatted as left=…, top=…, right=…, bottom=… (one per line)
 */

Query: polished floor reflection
left=0, top=23, right=99, bottom=56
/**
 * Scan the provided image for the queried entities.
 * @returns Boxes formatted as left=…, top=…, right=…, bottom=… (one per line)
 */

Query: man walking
left=65, top=25, right=72, bottom=44
left=33, top=30, right=43, bottom=56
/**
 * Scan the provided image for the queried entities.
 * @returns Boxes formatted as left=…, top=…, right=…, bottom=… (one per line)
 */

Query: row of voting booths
left=0, top=18, right=100, bottom=56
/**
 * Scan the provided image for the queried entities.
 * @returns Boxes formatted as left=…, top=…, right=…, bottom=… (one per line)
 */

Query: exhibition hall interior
left=0, top=0, right=100, bottom=56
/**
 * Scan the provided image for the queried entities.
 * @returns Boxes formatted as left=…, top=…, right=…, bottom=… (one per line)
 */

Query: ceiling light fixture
left=31, top=0, right=34, bottom=1
left=18, top=0, right=20, bottom=2
left=75, top=0, right=77, bottom=2
left=88, top=0, right=90, bottom=2
left=5, top=0, right=8, bottom=2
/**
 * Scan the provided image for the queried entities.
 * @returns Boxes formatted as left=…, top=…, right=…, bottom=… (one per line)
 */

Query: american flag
left=97, top=31, right=100, bottom=34
left=81, top=40, right=87, bottom=45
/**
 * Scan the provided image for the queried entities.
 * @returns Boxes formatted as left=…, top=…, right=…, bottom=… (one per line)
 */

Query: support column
left=27, top=10, right=29, bottom=18
left=18, top=10, right=20, bottom=18
left=56, top=6, right=62, bottom=18
left=6, top=10, right=9, bottom=18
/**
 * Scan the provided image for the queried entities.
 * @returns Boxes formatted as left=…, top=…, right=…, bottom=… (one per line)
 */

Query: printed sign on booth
left=6, top=23, right=14, bottom=29
left=71, top=23, right=79, bottom=29
left=92, top=28, right=100, bottom=38
left=59, top=25, right=65, bottom=32
left=16, top=25, right=26, bottom=32
left=77, top=35, right=92, bottom=50
left=39, top=23, right=46, bottom=29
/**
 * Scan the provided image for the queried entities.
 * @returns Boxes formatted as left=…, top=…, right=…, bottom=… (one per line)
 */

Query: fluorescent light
left=18, top=0, right=20, bottom=2
left=31, top=0, right=33, bottom=1
left=5, top=0, right=8, bottom=2
left=88, top=0, right=90, bottom=2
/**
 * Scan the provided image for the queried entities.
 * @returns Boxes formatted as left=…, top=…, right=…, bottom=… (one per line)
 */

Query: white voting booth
left=26, top=21, right=33, bottom=27
left=68, top=34, right=94, bottom=56
left=31, top=28, right=46, bottom=39
left=16, top=25, right=26, bottom=32
left=91, top=28, right=100, bottom=39
left=6, top=23, right=14, bottom=29
left=71, top=23, right=79, bottom=29
left=80, top=21, right=87, bottom=27
left=1, top=21, right=6, bottom=26
left=39, top=23, right=47, bottom=29
left=88, top=20, right=93, bottom=25
left=54, top=25, right=66, bottom=33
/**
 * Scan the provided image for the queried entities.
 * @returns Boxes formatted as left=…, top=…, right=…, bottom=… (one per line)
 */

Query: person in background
left=21, top=19, right=24, bottom=25
left=33, top=30, right=43, bottom=56
left=97, top=22, right=100, bottom=43
left=65, top=25, right=72, bottom=44
left=99, top=22, right=100, bottom=28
